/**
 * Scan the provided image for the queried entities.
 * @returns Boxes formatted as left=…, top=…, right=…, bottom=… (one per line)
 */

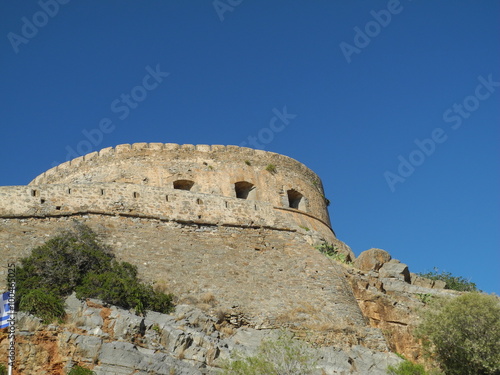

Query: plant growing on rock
left=68, top=366, right=95, bottom=375
left=315, top=242, right=350, bottom=264
left=387, top=359, right=429, bottom=375
left=221, top=330, right=318, bottom=375
left=416, top=268, right=477, bottom=292
left=265, top=164, right=277, bottom=174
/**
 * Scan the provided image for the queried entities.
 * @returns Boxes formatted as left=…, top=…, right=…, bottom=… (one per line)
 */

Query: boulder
left=379, top=259, right=411, bottom=283
left=353, top=248, right=391, bottom=271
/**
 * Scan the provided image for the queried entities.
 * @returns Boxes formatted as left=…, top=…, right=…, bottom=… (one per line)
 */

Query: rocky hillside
left=0, top=294, right=402, bottom=375
left=0, top=247, right=459, bottom=374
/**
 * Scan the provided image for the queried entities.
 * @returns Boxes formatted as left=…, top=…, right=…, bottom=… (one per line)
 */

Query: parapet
left=29, top=143, right=332, bottom=227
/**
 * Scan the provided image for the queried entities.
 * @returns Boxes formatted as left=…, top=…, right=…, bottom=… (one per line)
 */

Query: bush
left=0, top=364, right=6, bottom=375
left=19, top=289, right=65, bottom=324
left=68, top=366, right=95, bottom=375
left=221, top=331, right=318, bottom=375
left=416, top=292, right=500, bottom=375
left=387, top=359, right=428, bottom=375
left=15, top=223, right=174, bottom=320
left=416, top=268, right=477, bottom=292
left=16, top=223, right=114, bottom=298
left=76, top=262, right=173, bottom=314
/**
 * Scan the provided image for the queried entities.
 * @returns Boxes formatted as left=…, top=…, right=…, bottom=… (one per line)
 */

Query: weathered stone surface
left=379, top=259, right=411, bottom=283
left=347, top=262, right=461, bottom=363
left=353, top=248, right=391, bottom=271
left=0, top=299, right=404, bottom=375
left=410, top=273, right=446, bottom=289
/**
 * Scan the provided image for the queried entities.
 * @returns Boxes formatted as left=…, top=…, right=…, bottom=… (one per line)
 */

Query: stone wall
left=29, top=143, right=331, bottom=226
left=0, top=215, right=379, bottom=348
left=0, top=182, right=334, bottom=241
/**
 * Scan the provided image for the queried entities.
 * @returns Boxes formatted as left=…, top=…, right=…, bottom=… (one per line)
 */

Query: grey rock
left=379, top=260, right=411, bottom=283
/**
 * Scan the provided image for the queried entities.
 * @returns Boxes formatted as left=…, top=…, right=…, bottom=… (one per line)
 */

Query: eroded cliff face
left=0, top=295, right=403, bottom=375
left=345, top=249, right=460, bottom=362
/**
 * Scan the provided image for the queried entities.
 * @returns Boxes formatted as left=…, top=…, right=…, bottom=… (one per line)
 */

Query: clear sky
left=1, top=1, right=498, bottom=294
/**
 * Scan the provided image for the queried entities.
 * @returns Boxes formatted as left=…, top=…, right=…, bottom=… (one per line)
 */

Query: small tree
left=15, top=223, right=174, bottom=321
left=416, top=292, right=500, bottom=375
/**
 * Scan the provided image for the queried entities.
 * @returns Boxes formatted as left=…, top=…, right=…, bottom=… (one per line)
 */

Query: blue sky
left=1, top=1, right=498, bottom=294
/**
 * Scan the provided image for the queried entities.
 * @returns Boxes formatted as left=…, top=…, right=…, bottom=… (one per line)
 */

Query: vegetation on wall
left=265, top=164, right=277, bottom=174
left=14, top=223, right=174, bottom=323
left=315, top=242, right=350, bottom=264
left=415, top=292, right=500, bottom=375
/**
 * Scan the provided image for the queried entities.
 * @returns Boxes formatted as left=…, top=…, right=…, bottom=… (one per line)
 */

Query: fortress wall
left=0, top=184, right=335, bottom=242
left=0, top=215, right=367, bottom=343
left=29, top=143, right=331, bottom=225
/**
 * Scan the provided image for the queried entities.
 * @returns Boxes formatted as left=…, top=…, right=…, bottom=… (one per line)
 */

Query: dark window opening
left=235, top=181, right=256, bottom=199
left=196, top=198, right=203, bottom=205
left=31, top=189, right=38, bottom=197
left=100, top=189, right=105, bottom=195
left=133, top=192, right=140, bottom=198
left=56, top=206, right=61, bottom=210
left=173, top=180, right=194, bottom=191
left=165, top=195, right=169, bottom=202
left=40, top=199, right=46, bottom=204
left=68, top=188, right=71, bottom=194
left=287, top=189, right=305, bottom=210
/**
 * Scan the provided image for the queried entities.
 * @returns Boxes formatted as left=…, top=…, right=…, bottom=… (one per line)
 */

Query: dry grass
left=154, top=279, right=170, bottom=294
left=199, top=292, right=217, bottom=307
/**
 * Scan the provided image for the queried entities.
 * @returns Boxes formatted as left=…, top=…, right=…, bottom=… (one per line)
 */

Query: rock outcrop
left=346, top=251, right=460, bottom=361
left=0, top=294, right=403, bottom=375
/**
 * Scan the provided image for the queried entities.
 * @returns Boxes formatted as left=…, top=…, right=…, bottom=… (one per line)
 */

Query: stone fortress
left=1, top=142, right=447, bottom=362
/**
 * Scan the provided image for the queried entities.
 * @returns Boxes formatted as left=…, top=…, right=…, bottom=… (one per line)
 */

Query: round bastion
left=30, top=143, right=333, bottom=230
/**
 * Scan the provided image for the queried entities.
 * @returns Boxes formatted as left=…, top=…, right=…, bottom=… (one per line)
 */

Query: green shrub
left=76, top=262, right=173, bottom=314
left=68, top=365, right=95, bottom=375
left=19, top=288, right=65, bottom=324
left=387, top=359, right=428, bottom=375
left=221, top=331, right=318, bottom=375
left=0, top=363, right=7, bottom=375
left=16, top=223, right=114, bottom=298
left=415, top=292, right=500, bottom=375
left=15, top=223, right=174, bottom=319
left=416, top=268, right=477, bottom=292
